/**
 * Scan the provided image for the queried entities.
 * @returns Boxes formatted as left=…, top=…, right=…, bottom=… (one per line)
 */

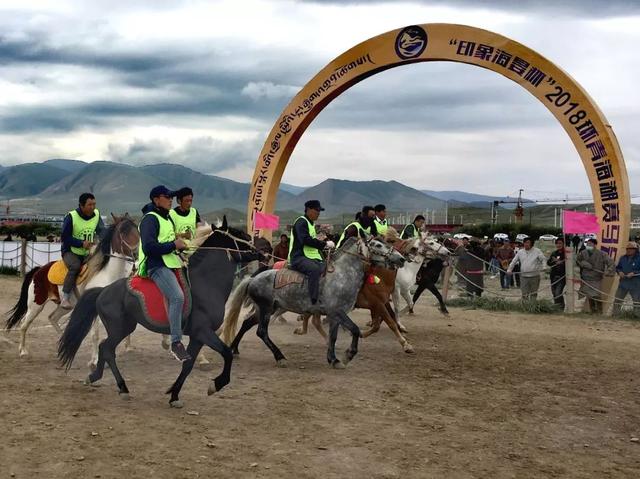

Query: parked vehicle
left=515, top=233, right=529, bottom=242
left=493, top=233, right=509, bottom=241
left=539, top=234, right=558, bottom=241
left=454, top=233, right=472, bottom=240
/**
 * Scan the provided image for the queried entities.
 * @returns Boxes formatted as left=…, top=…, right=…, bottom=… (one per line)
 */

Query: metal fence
left=0, top=241, right=62, bottom=272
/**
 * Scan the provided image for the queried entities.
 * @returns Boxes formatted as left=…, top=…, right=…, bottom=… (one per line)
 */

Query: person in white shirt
left=507, top=237, right=546, bottom=300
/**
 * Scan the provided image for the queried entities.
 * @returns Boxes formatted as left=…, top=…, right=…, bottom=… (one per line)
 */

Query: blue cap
left=304, top=200, right=325, bottom=211
left=149, top=185, right=176, bottom=200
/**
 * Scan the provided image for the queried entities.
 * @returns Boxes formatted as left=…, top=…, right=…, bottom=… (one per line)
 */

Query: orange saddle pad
left=47, top=260, right=89, bottom=286
left=274, top=267, right=305, bottom=290
left=128, top=270, right=191, bottom=327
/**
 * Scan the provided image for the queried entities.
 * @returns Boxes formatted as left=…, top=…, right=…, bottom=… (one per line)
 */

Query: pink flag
left=563, top=210, right=599, bottom=234
left=253, top=211, right=280, bottom=230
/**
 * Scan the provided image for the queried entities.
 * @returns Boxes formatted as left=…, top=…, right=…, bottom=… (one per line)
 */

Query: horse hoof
left=207, top=383, right=218, bottom=396
left=232, top=350, right=240, bottom=357
left=119, top=392, right=130, bottom=401
left=293, top=328, right=305, bottom=335
left=276, top=359, right=288, bottom=368
left=441, top=310, right=449, bottom=316
left=88, top=362, right=97, bottom=372
left=19, top=349, right=29, bottom=358
left=398, top=324, right=408, bottom=334
left=408, top=309, right=415, bottom=315
left=161, top=341, right=170, bottom=351
left=404, top=344, right=415, bottom=354
left=331, top=360, right=346, bottom=370
left=170, top=400, right=184, bottom=408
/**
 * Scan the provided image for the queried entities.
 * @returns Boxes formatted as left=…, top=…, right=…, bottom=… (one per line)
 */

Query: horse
left=291, top=234, right=422, bottom=353
left=57, top=217, right=261, bottom=408
left=393, top=233, right=450, bottom=317
left=222, top=235, right=406, bottom=368
left=5, top=214, right=139, bottom=359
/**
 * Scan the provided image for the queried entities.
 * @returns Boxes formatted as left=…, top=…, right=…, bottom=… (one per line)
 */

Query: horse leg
left=380, top=304, right=414, bottom=354
left=386, top=301, right=408, bottom=334
left=392, top=286, right=403, bottom=318
left=161, top=334, right=170, bottom=350
left=326, top=318, right=343, bottom=369
left=411, top=283, right=427, bottom=307
left=229, top=314, right=258, bottom=356
left=196, top=350, right=212, bottom=370
left=18, top=301, right=46, bottom=358
left=47, top=306, right=67, bottom=334
left=255, top=303, right=287, bottom=366
left=426, top=282, right=449, bottom=315
left=336, top=311, right=361, bottom=365
left=311, top=313, right=327, bottom=342
left=88, top=319, right=100, bottom=371
left=165, top=339, right=204, bottom=408
left=200, top=332, right=234, bottom=394
left=401, top=287, right=415, bottom=315
left=293, top=313, right=310, bottom=335
left=361, top=308, right=382, bottom=338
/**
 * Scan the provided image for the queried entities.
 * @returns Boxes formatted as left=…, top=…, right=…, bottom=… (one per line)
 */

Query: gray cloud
left=107, top=136, right=263, bottom=174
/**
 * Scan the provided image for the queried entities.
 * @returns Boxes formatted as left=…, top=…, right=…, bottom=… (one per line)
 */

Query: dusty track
left=1, top=275, right=639, bottom=478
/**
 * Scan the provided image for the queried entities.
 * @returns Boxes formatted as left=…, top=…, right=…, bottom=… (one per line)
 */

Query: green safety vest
left=137, top=211, right=182, bottom=277
left=169, top=207, right=198, bottom=237
left=288, top=216, right=323, bottom=261
left=401, top=223, right=419, bottom=239
left=374, top=217, right=388, bottom=235
left=337, top=221, right=369, bottom=248
left=69, top=209, right=100, bottom=256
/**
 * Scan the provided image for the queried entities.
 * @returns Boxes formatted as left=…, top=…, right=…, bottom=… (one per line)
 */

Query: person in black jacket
left=547, top=237, right=566, bottom=310
left=289, top=200, right=334, bottom=304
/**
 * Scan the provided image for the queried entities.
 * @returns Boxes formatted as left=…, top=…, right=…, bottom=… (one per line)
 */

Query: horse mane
left=83, top=217, right=138, bottom=278
left=188, top=225, right=253, bottom=264
left=329, top=236, right=359, bottom=262
left=384, top=227, right=399, bottom=243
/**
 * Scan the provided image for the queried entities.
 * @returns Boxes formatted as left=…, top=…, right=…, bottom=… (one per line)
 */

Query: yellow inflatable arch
left=248, top=23, right=629, bottom=263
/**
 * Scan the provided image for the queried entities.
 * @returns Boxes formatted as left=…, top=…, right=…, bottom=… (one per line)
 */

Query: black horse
left=413, top=257, right=449, bottom=315
left=58, top=217, right=261, bottom=407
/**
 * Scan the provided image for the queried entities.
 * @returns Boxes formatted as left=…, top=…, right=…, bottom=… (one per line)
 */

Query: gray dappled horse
left=58, top=217, right=262, bottom=408
left=222, top=235, right=405, bottom=368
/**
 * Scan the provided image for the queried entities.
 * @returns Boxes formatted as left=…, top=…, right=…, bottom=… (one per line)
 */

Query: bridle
left=107, top=222, right=139, bottom=264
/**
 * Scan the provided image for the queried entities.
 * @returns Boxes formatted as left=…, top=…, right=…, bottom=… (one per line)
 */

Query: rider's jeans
left=149, top=266, right=184, bottom=343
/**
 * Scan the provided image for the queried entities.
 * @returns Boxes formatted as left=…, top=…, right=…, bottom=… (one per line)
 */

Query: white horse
left=4, top=215, right=139, bottom=366
left=393, top=233, right=450, bottom=319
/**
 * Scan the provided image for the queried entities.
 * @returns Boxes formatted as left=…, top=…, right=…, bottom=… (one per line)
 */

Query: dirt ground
left=1, top=275, right=640, bottom=479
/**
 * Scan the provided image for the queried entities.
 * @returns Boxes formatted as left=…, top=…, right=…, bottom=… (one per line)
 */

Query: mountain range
left=0, top=159, right=524, bottom=216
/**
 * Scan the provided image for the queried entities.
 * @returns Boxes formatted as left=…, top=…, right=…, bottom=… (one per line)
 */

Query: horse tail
left=5, top=267, right=40, bottom=330
left=58, top=287, right=103, bottom=370
left=222, top=277, right=252, bottom=345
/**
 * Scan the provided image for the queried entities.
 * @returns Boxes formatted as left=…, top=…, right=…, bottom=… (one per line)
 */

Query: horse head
left=366, top=236, right=405, bottom=269
left=420, top=233, right=450, bottom=257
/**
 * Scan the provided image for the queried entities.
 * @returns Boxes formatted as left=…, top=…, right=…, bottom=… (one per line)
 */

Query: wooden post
left=442, top=264, right=454, bottom=301
left=565, top=246, right=575, bottom=313
left=19, top=238, right=27, bottom=276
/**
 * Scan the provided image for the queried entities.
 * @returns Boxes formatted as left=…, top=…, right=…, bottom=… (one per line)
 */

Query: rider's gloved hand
left=325, top=241, right=335, bottom=249
left=174, top=238, right=187, bottom=251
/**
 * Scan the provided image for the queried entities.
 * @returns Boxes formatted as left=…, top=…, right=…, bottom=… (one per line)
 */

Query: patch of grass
left=0, top=266, right=19, bottom=276
left=447, top=296, right=561, bottom=314
left=611, top=309, right=640, bottom=321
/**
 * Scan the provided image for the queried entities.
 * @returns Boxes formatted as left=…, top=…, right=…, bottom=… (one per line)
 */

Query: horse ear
left=111, top=212, right=117, bottom=221
left=221, top=215, right=228, bottom=229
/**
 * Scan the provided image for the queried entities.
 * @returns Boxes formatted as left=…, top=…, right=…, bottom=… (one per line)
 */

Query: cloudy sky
left=0, top=0, right=638, bottom=200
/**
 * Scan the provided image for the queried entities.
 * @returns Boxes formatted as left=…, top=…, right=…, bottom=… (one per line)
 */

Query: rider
left=336, top=206, right=378, bottom=248
left=401, top=215, right=425, bottom=239
left=288, top=200, right=334, bottom=305
left=169, top=186, right=203, bottom=239
left=373, top=204, right=388, bottom=236
left=60, top=192, right=105, bottom=309
left=138, top=185, right=190, bottom=362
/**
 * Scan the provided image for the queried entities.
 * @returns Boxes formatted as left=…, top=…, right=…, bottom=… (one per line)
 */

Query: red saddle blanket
left=128, top=270, right=191, bottom=327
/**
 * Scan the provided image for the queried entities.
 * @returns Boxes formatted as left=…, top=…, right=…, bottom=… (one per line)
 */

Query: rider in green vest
left=336, top=206, right=378, bottom=248
left=401, top=214, right=425, bottom=239
left=289, top=200, right=334, bottom=305
left=60, top=192, right=105, bottom=309
left=169, top=186, right=203, bottom=239
left=373, top=204, right=388, bottom=236
left=138, top=185, right=190, bottom=362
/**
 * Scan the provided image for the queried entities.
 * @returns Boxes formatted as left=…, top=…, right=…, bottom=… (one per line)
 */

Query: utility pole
left=445, top=201, right=448, bottom=225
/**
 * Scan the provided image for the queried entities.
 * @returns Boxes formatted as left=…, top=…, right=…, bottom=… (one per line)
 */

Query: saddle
left=274, top=267, right=305, bottom=289
left=128, top=269, right=192, bottom=328
left=47, top=260, right=90, bottom=286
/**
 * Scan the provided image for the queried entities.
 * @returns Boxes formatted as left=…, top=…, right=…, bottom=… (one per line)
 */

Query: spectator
left=495, top=239, right=515, bottom=290
left=547, top=238, right=566, bottom=310
left=460, top=240, right=485, bottom=298
left=273, top=233, right=289, bottom=262
left=512, top=241, right=523, bottom=288
left=508, top=237, right=546, bottom=301
left=576, top=238, right=615, bottom=314
left=612, top=241, right=640, bottom=315
left=571, top=234, right=581, bottom=253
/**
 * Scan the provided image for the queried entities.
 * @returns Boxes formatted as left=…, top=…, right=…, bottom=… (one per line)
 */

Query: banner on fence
left=562, top=210, right=599, bottom=234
